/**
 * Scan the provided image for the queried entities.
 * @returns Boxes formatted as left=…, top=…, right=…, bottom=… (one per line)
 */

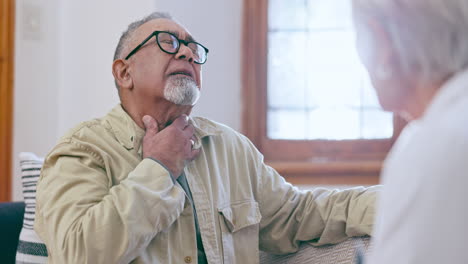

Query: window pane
left=360, top=72, right=381, bottom=108
left=268, top=31, right=306, bottom=109
left=306, top=0, right=352, bottom=29
left=267, top=0, right=392, bottom=140
left=305, top=31, right=362, bottom=109
left=268, top=109, right=307, bottom=139
left=362, top=110, right=393, bottom=139
left=269, top=0, right=307, bottom=30
left=307, top=107, right=360, bottom=140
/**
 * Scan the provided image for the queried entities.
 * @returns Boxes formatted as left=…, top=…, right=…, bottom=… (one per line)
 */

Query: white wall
left=13, top=0, right=62, bottom=201
left=12, top=0, right=243, bottom=201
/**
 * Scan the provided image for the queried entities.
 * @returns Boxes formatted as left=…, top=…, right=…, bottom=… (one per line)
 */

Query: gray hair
left=113, top=12, right=173, bottom=90
left=352, top=0, right=468, bottom=83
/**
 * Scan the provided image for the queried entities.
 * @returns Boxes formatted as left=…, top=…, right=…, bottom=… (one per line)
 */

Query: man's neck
left=122, top=99, right=193, bottom=131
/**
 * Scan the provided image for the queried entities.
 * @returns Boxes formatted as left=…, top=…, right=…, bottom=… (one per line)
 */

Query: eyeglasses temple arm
left=124, top=33, right=156, bottom=60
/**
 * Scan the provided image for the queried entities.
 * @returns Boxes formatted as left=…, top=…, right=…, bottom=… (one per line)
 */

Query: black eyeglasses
left=125, top=31, right=209, bottom=64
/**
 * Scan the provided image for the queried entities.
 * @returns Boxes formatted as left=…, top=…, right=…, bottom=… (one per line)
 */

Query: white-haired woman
left=352, top=0, right=468, bottom=263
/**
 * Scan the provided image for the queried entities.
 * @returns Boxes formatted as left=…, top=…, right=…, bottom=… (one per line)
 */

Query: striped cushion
left=16, top=152, right=48, bottom=263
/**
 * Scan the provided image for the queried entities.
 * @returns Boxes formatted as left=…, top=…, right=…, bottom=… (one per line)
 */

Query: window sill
left=266, top=160, right=382, bottom=186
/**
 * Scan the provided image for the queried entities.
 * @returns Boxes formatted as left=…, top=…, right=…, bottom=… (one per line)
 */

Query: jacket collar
left=105, top=104, right=221, bottom=151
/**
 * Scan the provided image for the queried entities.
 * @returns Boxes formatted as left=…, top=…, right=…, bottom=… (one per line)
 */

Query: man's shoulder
left=192, top=116, right=263, bottom=159
left=40, top=116, right=113, bottom=166
left=192, top=116, right=230, bottom=130
left=191, top=116, right=245, bottom=140
left=50, top=116, right=117, bottom=160
left=58, top=104, right=127, bottom=143
left=59, top=117, right=111, bottom=143
left=192, top=116, right=259, bottom=149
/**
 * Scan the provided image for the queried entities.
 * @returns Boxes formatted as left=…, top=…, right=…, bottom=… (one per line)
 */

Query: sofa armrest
left=260, top=237, right=371, bottom=264
left=0, top=202, right=26, bottom=263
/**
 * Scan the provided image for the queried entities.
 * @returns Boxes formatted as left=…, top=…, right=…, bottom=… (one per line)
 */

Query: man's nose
left=175, top=44, right=194, bottom=63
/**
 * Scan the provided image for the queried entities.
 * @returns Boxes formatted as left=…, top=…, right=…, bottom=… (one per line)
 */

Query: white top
left=367, top=70, right=468, bottom=264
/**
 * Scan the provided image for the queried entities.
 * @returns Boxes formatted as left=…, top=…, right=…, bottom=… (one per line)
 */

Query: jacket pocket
left=218, top=201, right=262, bottom=264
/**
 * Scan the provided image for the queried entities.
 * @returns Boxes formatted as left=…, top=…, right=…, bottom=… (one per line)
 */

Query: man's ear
left=112, top=59, right=133, bottom=90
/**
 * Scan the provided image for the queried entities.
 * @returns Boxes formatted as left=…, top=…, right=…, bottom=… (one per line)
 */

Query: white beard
left=163, top=76, right=200, bottom=106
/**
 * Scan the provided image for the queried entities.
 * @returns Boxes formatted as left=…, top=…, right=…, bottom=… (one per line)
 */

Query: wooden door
left=0, top=0, right=15, bottom=202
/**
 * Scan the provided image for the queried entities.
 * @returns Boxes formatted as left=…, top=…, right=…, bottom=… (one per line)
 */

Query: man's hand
left=142, top=115, right=200, bottom=179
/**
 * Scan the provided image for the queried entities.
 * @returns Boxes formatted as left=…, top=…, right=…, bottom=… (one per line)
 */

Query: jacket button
left=184, top=256, right=192, bottom=263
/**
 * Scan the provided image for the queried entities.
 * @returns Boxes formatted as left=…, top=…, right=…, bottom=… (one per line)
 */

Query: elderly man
left=35, top=12, right=377, bottom=263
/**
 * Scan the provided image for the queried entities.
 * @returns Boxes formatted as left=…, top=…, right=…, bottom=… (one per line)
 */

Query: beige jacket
left=35, top=104, right=378, bottom=264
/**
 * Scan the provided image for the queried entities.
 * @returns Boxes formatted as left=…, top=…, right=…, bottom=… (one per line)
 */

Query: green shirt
left=177, top=173, right=207, bottom=264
